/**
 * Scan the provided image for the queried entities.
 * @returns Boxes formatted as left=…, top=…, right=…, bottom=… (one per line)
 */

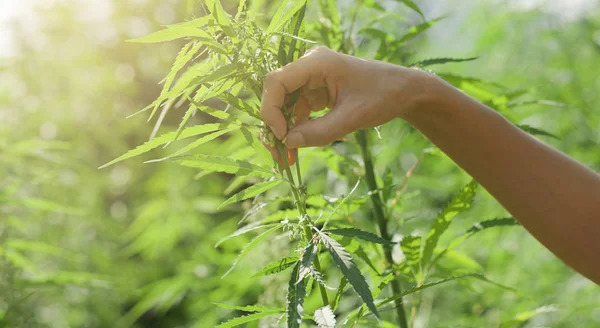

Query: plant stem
left=356, top=130, right=409, bottom=328
left=277, top=142, right=329, bottom=307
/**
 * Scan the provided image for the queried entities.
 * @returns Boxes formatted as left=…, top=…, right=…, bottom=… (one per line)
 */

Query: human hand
left=260, top=46, right=435, bottom=164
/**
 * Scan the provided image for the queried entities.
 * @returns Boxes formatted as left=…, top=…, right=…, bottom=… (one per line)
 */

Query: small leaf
left=216, top=312, right=278, bottom=328
left=448, top=217, right=519, bottom=249
left=399, top=16, right=446, bottom=43
left=174, top=155, right=273, bottom=178
left=395, top=0, right=425, bottom=19
left=327, top=228, right=395, bottom=245
left=147, top=127, right=238, bottom=163
left=99, top=123, right=231, bottom=168
left=252, top=257, right=298, bottom=277
left=400, top=235, right=422, bottom=275
left=376, top=273, right=479, bottom=308
left=218, top=179, right=283, bottom=209
left=314, top=305, right=336, bottom=328
left=410, top=57, right=478, bottom=67
left=222, top=224, right=282, bottom=278
left=517, top=124, right=561, bottom=140
left=332, top=278, right=348, bottom=311
left=215, top=223, right=277, bottom=248
left=214, top=303, right=284, bottom=313
left=318, top=231, right=380, bottom=320
left=298, top=241, right=318, bottom=283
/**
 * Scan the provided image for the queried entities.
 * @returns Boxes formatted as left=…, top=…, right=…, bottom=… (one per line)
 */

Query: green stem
left=356, top=130, right=408, bottom=328
left=277, top=142, right=329, bottom=307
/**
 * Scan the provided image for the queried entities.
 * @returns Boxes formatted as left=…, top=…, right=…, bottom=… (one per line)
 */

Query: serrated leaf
left=314, top=305, right=336, bottom=328
left=517, top=124, right=561, bottom=140
left=298, top=241, right=318, bottom=283
left=215, top=223, right=278, bottom=248
left=409, top=57, right=478, bottom=67
left=128, top=23, right=210, bottom=43
left=421, top=180, right=478, bottom=268
left=332, top=278, right=347, bottom=311
left=327, top=228, right=395, bottom=245
left=99, top=123, right=231, bottom=168
left=287, top=262, right=307, bottom=328
left=222, top=224, right=282, bottom=278
left=215, top=312, right=278, bottom=328
left=214, top=303, right=284, bottom=313
left=206, top=0, right=236, bottom=40
left=252, top=257, right=298, bottom=277
left=318, top=231, right=380, bottom=320
left=395, top=0, right=425, bottom=19
left=266, top=0, right=307, bottom=34
left=219, top=179, right=283, bottom=209
left=448, top=217, right=519, bottom=249
left=146, top=126, right=238, bottom=163
left=174, top=154, right=273, bottom=178
left=376, top=273, right=479, bottom=308
left=400, top=235, right=422, bottom=275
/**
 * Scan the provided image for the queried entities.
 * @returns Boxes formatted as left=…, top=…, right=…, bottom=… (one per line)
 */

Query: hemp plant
left=102, top=0, right=559, bottom=327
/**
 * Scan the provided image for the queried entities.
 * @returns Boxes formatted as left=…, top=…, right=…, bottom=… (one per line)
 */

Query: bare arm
left=260, top=47, right=600, bottom=284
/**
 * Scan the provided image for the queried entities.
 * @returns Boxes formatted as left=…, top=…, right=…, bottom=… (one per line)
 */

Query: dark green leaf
left=252, top=257, right=298, bottom=277
left=410, top=57, right=478, bottom=67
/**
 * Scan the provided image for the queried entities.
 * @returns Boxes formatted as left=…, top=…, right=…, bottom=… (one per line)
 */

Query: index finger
left=260, top=47, right=328, bottom=140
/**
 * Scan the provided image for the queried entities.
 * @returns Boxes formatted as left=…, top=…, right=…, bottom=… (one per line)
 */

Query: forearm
left=403, top=74, right=600, bottom=284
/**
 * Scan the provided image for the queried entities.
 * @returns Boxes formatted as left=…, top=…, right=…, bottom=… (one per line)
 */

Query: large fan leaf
left=318, top=231, right=380, bottom=320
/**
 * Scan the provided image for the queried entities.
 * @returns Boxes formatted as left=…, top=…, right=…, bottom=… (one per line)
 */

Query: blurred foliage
left=0, top=0, right=598, bottom=327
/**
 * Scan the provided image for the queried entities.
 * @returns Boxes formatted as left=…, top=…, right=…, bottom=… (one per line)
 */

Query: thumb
left=285, top=109, right=351, bottom=148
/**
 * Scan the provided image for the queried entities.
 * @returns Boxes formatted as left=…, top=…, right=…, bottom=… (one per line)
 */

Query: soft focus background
left=1, top=0, right=599, bottom=327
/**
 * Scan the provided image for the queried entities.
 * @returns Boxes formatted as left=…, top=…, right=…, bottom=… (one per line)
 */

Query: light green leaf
left=174, top=154, right=273, bottom=178
left=147, top=126, right=238, bottom=163
left=395, top=0, right=425, bottom=19
left=252, top=257, right=298, bottom=278
left=421, top=180, right=478, bottom=268
left=376, top=273, right=479, bottom=308
left=327, top=228, right=394, bottom=245
left=266, top=0, right=307, bottom=34
left=214, top=303, right=284, bottom=313
left=448, top=217, right=519, bottom=249
left=206, top=0, right=236, bottom=40
left=219, top=179, right=282, bottom=209
left=400, top=235, right=422, bottom=276
left=318, top=231, right=380, bottom=320
left=99, top=123, right=231, bottom=168
left=500, top=305, right=558, bottom=328
left=332, top=278, right=347, bottom=311
left=216, top=312, right=279, bottom=328
left=314, top=305, right=336, bottom=328
left=215, top=223, right=278, bottom=248
left=129, top=23, right=210, bottom=43
left=399, top=16, right=446, bottom=43
left=222, top=224, right=282, bottom=278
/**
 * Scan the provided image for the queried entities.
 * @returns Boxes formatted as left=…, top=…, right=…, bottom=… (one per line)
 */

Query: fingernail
left=270, top=125, right=284, bottom=140
left=285, top=132, right=304, bottom=149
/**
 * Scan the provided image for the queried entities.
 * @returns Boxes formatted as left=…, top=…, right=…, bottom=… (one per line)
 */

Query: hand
left=260, top=46, right=435, bottom=163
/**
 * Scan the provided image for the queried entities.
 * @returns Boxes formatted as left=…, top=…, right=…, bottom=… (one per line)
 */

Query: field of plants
left=1, top=0, right=599, bottom=327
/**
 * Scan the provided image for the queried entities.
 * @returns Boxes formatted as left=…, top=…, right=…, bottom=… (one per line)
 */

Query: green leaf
left=128, top=23, right=210, bottom=43
left=314, top=305, right=336, bottom=328
left=188, top=99, right=242, bottom=124
left=500, top=306, right=558, bottom=328
left=517, top=124, right=561, bottom=140
left=214, top=303, right=284, bottom=313
left=266, top=0, right=307, bottom=34
left=252, top=257, right=298, bottom=277
left=147, top=126, right=238, bottom=163
left=173, top=154, right=273, bottom=178
left=327, top=228, right=394, bottom=245
left=409, top=57, right=478, bottom=67
left=318, top=231, right=380, bottom=320
left=216, top=312, right=278, bottom=328
left=215, top=223, right=277, bottom=248
left=400, top=235, right=422, bottom=276
left=99, top=123, right=231, bottom=168
left=222, top=224, right=282, bottom=278
left=187, top=62, right=246, bottom=89
left=298, top=240, right=318, bottom=282
left=332, top=278, right=348, bottom=311
left=205, top=0, right=236, bottom=40
left=399, top=16, right=446, bottom=43
left=287, top=262, right=307, bottom=328
left=395, top=0, right=425, bottom=19
left=421, top=180, right=478, bottom=268
left=218, top=179, right=283, bottom=209
left=448, top=217, right=519, bottom=249
left=376, top=273, right=479, bottom=308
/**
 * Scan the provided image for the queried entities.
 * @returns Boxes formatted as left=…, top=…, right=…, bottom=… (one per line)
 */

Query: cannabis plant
left=102, top=1, right=560, bottom=327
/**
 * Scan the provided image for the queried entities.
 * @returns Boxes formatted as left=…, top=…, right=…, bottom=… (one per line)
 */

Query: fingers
left=260, top=47, right=331, bottom=140
left=285, top=108, right=355, bottom=148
